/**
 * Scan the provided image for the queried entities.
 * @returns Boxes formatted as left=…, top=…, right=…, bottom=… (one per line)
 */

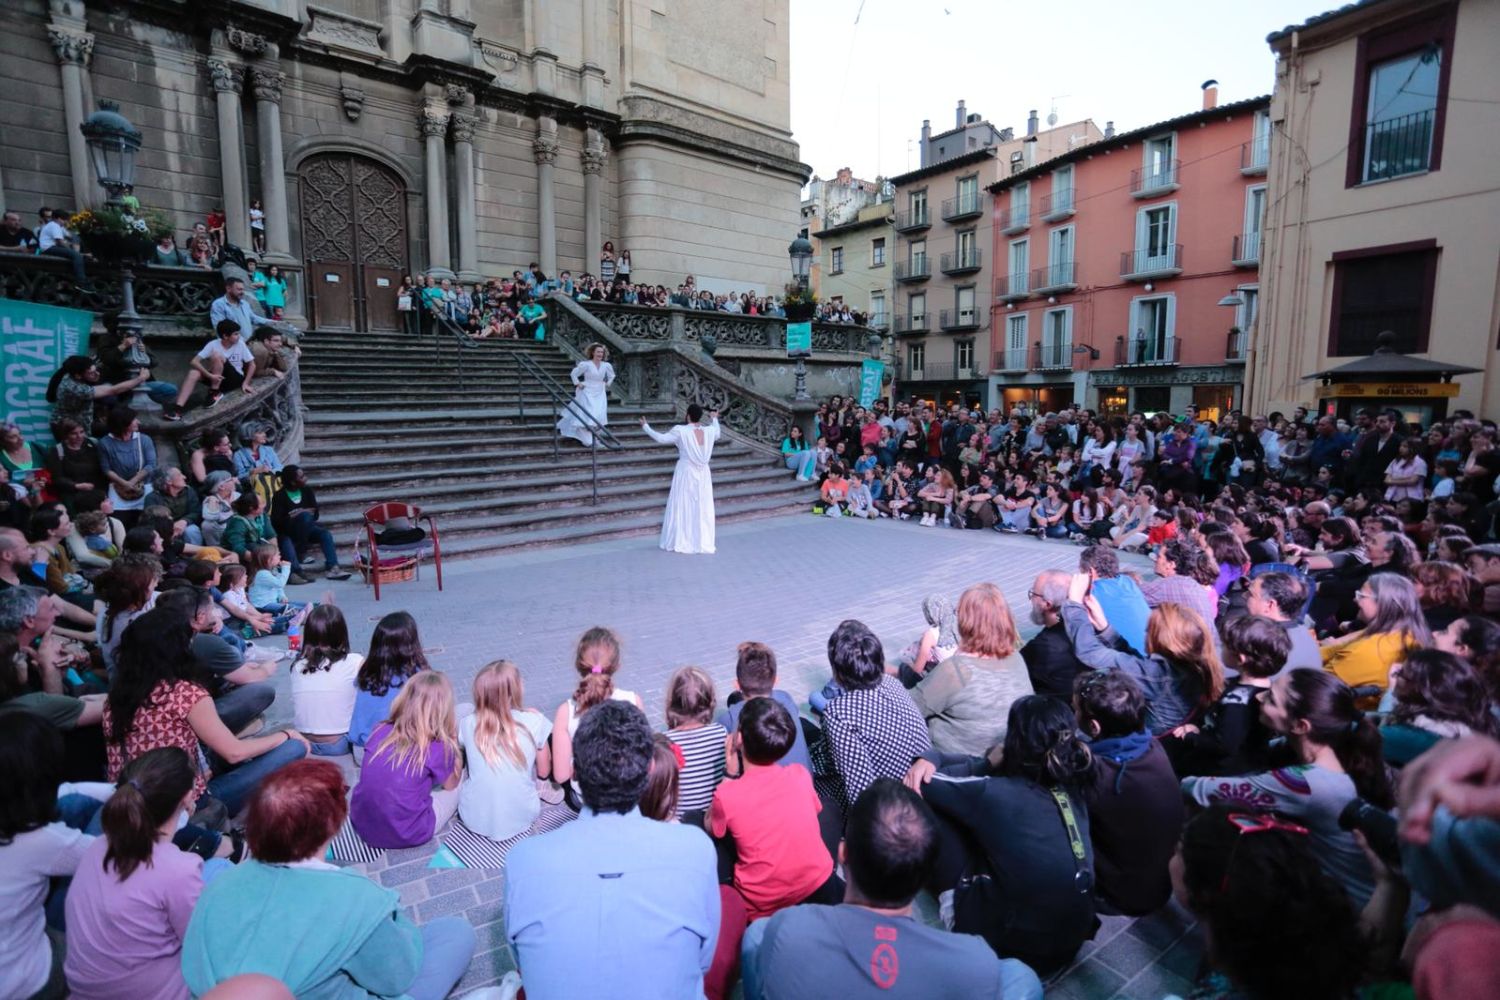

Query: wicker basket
left=355, top=554, right=417, bottom=585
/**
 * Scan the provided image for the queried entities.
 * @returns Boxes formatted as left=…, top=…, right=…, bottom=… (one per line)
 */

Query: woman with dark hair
left=181, top=760, right=475, bottom=1000
left=1380, top=649, right=1498, bottom=765
left=46, top=355, right=147, bottom=435
left=1184, top=668, right=1392, bottom=907
left=349, top=610, right=431, bottom=757
left=1212, top=415, right=1265, bottom=487
left=103, top=607, right=308, bottom=817
left=64, top=748, right=228, bottom=1000
left=1172, top=805, right=1365, bottom=1000
left=1237, top=510, right=1281, bottom=565
left=44, top=417, right=104, bottom=512
left=187, top=429, right=237, bottom=490
left=95, top=406, right=156, bottom=525
left=1205, top=530, right=1251, bottom=599
left=779, top=424, right=816, bottom=480
left=1321, top=572, right=1430, bottom=703
left=220, top=491, right=276, bottom=560
left=1434, top=614, right=1500, bottom=701
left=94, top=553, right=161, bottom=675
left=907, top=695, right=1096, bottom=975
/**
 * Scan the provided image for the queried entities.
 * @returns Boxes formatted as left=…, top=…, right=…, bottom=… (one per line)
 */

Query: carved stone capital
left=418, top=109, right=450, bottom=139
left=249, top=68, right=285, bottom=104
left=533, top=136, right=558, bottom=166
left=449, top=113, right=476, bottom=144
left=444, top=83, right=469, bottom=107
left=207, top=58, right=242, bottom=95
left=47, top=27, right=94, bottom=66
left=226, top=26, right=269, bottom=55
left=340, top=85, right=365, bottom=122
left=580, top=147, right=608, bottom=175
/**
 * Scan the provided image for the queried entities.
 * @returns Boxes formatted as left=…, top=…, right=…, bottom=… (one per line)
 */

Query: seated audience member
left=248, top=327, right=294, bottom=381
left=1059, top=573, right=1225, bottom=734
left=1074, top=671, right=1183, bottom=916
left=232, top=423, right=282, bottom=480
left=199, top=472, right=238, bottom=546
left=909, top=583, right=1033, bottom=755
left=349, top=671, right=462, bottom=850
left=909, top=695, right=1096, bottom=976
left=1411, top=559, right=1479, bottom=633
left=818, top=462, right=850, bottom=517
left=811, top=619, right=932, bottom=819
left=1379, top=649, right=1498, bottom=767
left=220, top=491, right=277, bottom=563
left=164, top=320, right=257, bottom=421
left=182, top=760, right=475, bottom=1000
left=1434, top=614, right=1500, bottom=700
left=350, top=611, right=431, bottom=756
left=741, top=779, right=1043, bottom=1000
left=640, top=734, right=683, bottom=823
left=0, top=714, right=112, bottom=1000
left=67, top=508, right=123, bottom=574
left=882, top=593, right=959, bottom=691
left=269, top=465, right=352, bottom=580
left=1079, top=543, right=1149, bottom=656
left=1139, top=537, right=1221, bottom=628
left=1183, top=668, right=1390, bottom=908
left=288, top=604, right=364, bottom=757
left=1244, top=571, right=1321, bottom=673
left=505, top=700, right=719, bottom=999
left=458, top=660, right=554, bottom=841
left=1166, top=615, right=1287, bottom=777
left=155, top=588, right=276, bottom=736
left=1464, top=543, right=1500, bottom=615
left=188, top=432, right=237, bottom=492
left=1020, top=570, right=1093, bottom=698
left=149, top=467, right=204, bottom=545
left=716, top=641, right=811, bottom=776
left=64, top=748, right=225, bottom=1000
left=1172, top=805, right=1365, bottom=1000
left=0, top=630, right=105, bottom=737
left=663, top=665, right=728, bottom=818
left=712, top=697, right=839, bottom=920
left=1321, top=572, right=1430, bottom=704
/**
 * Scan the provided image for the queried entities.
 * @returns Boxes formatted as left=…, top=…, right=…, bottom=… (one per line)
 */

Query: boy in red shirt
left=818, top=462, right=850, bottom=518
left=710, top=697, right=841, bottom=919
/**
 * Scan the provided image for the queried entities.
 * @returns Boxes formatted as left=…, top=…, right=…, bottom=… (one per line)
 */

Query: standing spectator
left=261, top=265, right=288, bottom=321
left=247, top=199, right=265, bottom=254
left=0, top=209, right=38, bottom=253
left=505, top=700, right=719, bottom=999
left=37, top=207, right=94, bottom=290
left=1348, top=409, right=1404, bottom=491
left=1384, top=437, right=1428, bottom=501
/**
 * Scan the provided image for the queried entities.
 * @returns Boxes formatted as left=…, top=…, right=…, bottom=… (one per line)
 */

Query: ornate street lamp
left=80, top=100, right=144, bottom=338
left=787, top=236, right=815, bottom=401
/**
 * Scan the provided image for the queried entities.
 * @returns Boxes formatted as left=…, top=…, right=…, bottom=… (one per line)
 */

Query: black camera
left=1337, top=797, right=1401, bottom=870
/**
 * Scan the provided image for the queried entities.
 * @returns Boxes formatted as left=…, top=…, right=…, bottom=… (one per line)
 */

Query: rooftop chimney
left=956, top=100, right=966, bottom=129
left=1022, top=135, right=1038, bottom=167
left=920, top=119, right=931, bottom=167
left=1026, top=109, right=1039, bottom=136
left=1202, top=79, right=1219, bottom=111
left=1104, top=120, right=1115, bottom=138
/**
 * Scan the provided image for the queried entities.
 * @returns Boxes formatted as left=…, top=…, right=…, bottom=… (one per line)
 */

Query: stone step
left=301, top=435, right=752, bottom=472
left=299, top=388, right=594, bottom=408
left=300, top=420, right=677, bottom=455
left=302, top=404, right=672, bottom=427
left=301, top=406, right=674, bottom=442
left=298, top=363, right=575, bottom=381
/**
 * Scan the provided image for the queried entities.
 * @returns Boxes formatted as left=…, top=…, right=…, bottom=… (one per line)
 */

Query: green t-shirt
left=0, top=691, right=85, bottom=729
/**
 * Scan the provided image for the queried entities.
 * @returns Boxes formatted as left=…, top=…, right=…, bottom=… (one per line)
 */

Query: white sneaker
left=825, top=507, right=840, bottom=518
left=461, top=973, right=523, bottom=1000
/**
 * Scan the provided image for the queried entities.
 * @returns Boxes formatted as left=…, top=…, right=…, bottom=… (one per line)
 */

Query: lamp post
left=80, top=100, right=144, bottom=338
left=787, top=236, right=814, bottom=401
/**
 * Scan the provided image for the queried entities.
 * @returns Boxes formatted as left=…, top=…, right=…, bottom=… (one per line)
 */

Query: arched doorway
left=298, top=154, right=408, bottom=331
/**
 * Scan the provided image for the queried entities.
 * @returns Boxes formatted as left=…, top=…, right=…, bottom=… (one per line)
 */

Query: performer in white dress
left=640, top=404, right=720, bottom=554
left=557, top=343, right=615, bottom=446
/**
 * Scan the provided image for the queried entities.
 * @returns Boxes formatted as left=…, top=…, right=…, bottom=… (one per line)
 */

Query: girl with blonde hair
left=349, top=671, right=462, bottom=849
left=549, top=626, right=643, bottom=786
left=663, top=665, right=726, bottom=817
left=458, top=661, right=554, bottom=841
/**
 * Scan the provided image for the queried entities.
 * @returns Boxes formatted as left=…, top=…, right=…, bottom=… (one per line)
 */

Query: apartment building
left=891, top=103, right=1101, bottom=407
left=801, top=167, right=885, bottom=296
left=1254, top=0, right=1499, bottom=421
left=815, top=200, right=895, bottom=331
left=987, top=87, right=1271, bottom=419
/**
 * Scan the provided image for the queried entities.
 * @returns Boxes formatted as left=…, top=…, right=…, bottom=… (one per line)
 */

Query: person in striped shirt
left=663, top=666, right=727, bottom=820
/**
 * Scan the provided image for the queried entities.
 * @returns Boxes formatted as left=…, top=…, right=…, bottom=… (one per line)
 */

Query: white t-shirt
left=197, top=338, right=255, bottom=375
left=38, top=219, right=70, bottom=252
left=0, top=820, right=96, bottom=997
left=458, top=709, right=552, bottom=841
left=290, top=652, right=365, bottom=736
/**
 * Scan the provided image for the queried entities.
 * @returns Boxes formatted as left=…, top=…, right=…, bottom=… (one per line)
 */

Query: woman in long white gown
left=557, top=343, right=615, bottom=446
left=640, top=405, right=720, bottom=554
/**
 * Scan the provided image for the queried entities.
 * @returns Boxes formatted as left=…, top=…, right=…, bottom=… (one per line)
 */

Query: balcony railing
left=1131, top=159, right=1180, bottom=197
left=998, top=206, right=1030, bottom=234
left=1039, top=189, right=1076, bottom=221
left=893, top=313, right=929, bottom=335
left=994, top=348, right=1029, bottom=372
left=1032, top=260, right=1078, bottom=294
left=995, top=271, right=1030, bottom=302
left=894, top=208, right=930, bottom=231
left=941, top=192, right=984, bottom=221
left=939, top=308, right=980, bottom=331
left=894, top=255, right=931, bottom=282
left=1115, top=335, right=1179, bottom=366
left=1363, top=108, right=1435, bottom=183
left=1226, top=328, right=1248, bottom=362
left=940, top=248, right=982, bottom=275
left=1241, top=135, right=1270, bottom=174
left=1031, top=339, right=1073, bottom=371
left=1232, top=232, right=1261, bottom=267
left=1120, top=244, right=1183, bottom=280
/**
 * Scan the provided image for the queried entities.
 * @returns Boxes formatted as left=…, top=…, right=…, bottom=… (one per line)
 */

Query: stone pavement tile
left=396, top=881, right=430, bottom=909
left=416, top=885, right=480, bottom=922
left=1114, top=965, right=1198, bottom=1000
left=1092, top=929, right=1171, bottom=979
left=1125, top=901, right=1197, bottom=951
left=377, top=858, right=437, bottom=888
left=422, top=867, right=488, bottom=898
left=454, top=944, right=516, bottom=994
left=1155, top=935, right=1207, bottom=983
left=1047, top=958, right=1128, bottom=1000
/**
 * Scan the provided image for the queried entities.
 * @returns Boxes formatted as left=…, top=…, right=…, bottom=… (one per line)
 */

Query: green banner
left=786, top=321, right=812, bottom=356
left=1, top=299, right=93, bottom=447
left=859, top=359, right=884, bottom=407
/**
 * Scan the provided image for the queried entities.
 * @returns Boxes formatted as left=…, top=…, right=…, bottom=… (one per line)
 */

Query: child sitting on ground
left=1164, top=614, right=1289, bottom=777
left=181, top=558, right=245, bottom=654
left=710, top=696, right=841, bottom=919
left=217, top=564, right=291, bottom=637
left=853, top=444, right=879, bottom=477
left=289, top=604, right=364, bottom=757
left=640, top=734, right=683, bottom=823
left=458, top=660, right=554, bottom=842
left=663, top=666, right=727, bottom=819
left=846, top=469, right=876, bottom=519
left=349, top=670, right=462, bottom=849
left=548, top=626, right=644, bottom=788
left=244, top=542, right=310, bottom=620
left=717, top=641, right=812, bottom=775
left=350, top=611, right=432, bottom=756
left=818, top=463, right=850, bottom=517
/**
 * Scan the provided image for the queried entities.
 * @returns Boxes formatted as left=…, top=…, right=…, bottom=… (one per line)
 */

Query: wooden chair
left=360, top=502, right=443, bottom=601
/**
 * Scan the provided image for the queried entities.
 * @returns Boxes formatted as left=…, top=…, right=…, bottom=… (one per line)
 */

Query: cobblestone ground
left=257, top=514, right=1198, bottom=998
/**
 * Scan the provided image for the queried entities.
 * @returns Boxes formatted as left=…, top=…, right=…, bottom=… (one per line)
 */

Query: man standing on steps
left=641, top=405, right=720, bottom=555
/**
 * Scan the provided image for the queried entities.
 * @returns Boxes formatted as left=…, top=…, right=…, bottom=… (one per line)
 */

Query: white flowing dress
left=557, top=360, right=615, bottom=446
left=641, top=417, right=719, bottom=554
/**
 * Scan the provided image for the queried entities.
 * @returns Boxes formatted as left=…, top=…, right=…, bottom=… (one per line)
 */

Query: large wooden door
left=299, top=154, right=408, bottom=331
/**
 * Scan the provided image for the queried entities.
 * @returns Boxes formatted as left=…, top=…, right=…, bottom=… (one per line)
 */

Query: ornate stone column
left=48, top=26, right=96, bottom=208
left=419, top=107, right=453, bottom=277
left=450, top=113, right=480, bottom=282
left=581, top=131, right=607, bottom=277
left=207, top=59, right=249, bottom=246
left=250, top=68, right=292, bottom=261
left=533, top=117, right=558, bottom=277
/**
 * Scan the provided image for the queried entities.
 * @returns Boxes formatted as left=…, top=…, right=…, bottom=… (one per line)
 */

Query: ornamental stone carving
left=580, top=147, right=608, bottom=175
left=444, top=84, right=469, bottom=106
left=250, top=68, right=285, bottom=104
left=47, top=27, right=94, bottom=66
left=449, top=114, right=476, bottom=144
left=226, top=26, right=269, bottom=55
left=533, top=136, right=558, bottom=166
left=418, top=109, right=449, bottom=139
left=340, top=85, right=365, bottom=121
left=207, top=59, right=242, bottom=95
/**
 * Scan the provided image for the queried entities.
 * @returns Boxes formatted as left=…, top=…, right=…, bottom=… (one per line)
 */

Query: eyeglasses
left=1355, top=590, right=1375, bottom=601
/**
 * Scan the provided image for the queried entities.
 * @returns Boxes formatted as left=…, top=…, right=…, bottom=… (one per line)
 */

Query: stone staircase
left=297, top=331, right=813, bottom=557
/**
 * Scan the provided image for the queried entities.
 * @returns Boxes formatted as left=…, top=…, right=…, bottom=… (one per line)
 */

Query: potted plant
left=781, top=282, right=818, bottom=323
left=69, top=206, right=172, bottom=264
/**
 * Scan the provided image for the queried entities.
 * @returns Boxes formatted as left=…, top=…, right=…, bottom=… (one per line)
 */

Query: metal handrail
left=513, top=350, right=623, bottom=506
left=415, top=300, right=477, bottom=389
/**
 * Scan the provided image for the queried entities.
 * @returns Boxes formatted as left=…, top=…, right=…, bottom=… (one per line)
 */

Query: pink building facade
left=987, top=90, right=1271, bottom=420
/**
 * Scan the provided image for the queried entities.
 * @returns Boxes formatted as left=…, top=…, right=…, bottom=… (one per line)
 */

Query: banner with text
left=2, top=299, right=92, bottom=447
left=859, top=359, right=884, bottom=407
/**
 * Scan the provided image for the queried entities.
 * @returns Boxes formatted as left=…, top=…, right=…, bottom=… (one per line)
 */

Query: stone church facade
left=2, top=0, right=805, bottom=330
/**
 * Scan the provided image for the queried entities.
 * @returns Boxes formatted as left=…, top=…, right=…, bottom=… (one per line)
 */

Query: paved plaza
left=259, top=515, right=1198, bottom=998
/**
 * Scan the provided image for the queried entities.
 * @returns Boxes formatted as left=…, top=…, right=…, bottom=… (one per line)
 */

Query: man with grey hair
left=1019, top=570, right=1093, bottom=698
left=0, top=585, right=59, bottom=648
left=0, top=528, right=97, bottom=638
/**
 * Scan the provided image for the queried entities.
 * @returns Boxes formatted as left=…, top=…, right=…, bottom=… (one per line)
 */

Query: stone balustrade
left=579, top=301, right=879, bottom=356
left=0, top=254, right=223, bottom=323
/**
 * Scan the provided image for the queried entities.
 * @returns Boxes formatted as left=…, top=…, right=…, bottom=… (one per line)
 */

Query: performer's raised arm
left=639, top=417, right=675, bottom=445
